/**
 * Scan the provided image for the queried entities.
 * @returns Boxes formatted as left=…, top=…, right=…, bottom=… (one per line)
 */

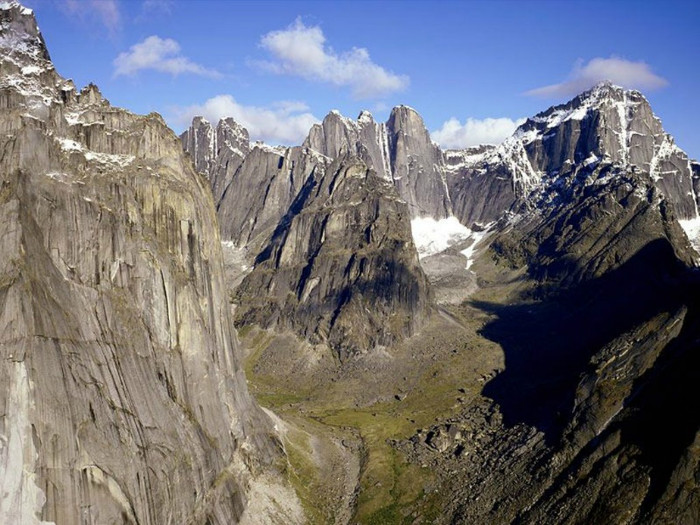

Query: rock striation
left=0, top=3, right=300, bottom=523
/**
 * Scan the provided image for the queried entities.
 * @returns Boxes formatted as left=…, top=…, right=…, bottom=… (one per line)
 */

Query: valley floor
left=238, top=253, right=531, bottom=523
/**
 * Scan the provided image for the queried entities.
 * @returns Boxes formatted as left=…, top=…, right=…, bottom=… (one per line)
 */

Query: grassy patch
left=283, top=427, right=326, bottom=524
left=240, top=307, right=504, bottom=523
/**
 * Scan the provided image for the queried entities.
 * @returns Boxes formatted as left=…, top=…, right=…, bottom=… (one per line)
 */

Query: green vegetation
left=239, top=306, right=503, bottom=523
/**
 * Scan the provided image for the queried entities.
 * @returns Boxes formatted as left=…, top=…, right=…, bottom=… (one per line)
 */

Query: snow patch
left=84, top=151, right=135, bottom=168
left=57, top=138, right=135, bottom=167
left=20, top=65, right=41, bottom=75
left=64, top=111, right=83, bottom=126
left=460, top=223, right=495, bottom=270
left=443, top=148, right=491, bottom=170
left=679, top=216, right=700, bottom=255
left=252, top=141, right=287, bottom=156
left=57, top=138, right=83, bottom=152
left=410, top=216, right=472, bottom=258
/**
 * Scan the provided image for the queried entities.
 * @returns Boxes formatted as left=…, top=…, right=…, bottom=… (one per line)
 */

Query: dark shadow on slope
left=515, top=275, right=700, bottom=523
left=474, top=238, right=689, bottom=444
left=619, top=296, right=700, bottom=518
left=254, top=171, right=318, bottom=266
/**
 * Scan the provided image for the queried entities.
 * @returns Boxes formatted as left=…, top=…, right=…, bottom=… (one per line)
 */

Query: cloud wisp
left=140, top=0, right=173, bottom=15
left=527, top=56, right=668, bottom=98
left=431, top=117, right=525, bottom=149
left=113, top=36, right=220, bottom=78
left=62, top=0, right=121, bottom=35
left=172, top=95, right=320, bottom=146
left=258, top=18, right=408, bottom=99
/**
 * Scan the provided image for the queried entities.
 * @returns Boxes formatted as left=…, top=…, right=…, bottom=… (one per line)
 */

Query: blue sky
left=23, top=0, right=700, bottom=156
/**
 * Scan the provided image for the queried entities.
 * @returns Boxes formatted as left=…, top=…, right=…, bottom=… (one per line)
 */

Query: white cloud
left=63, top=0, right=120, bottom=34
left=258, top=18, right=408, bottom=99
left=526, top=56, right=668, bottom=98
left=113, top=36, right=220, bottom=78
left=172, top=95, right=320, bottom=146
left=431, top=117, right=525, bottom=149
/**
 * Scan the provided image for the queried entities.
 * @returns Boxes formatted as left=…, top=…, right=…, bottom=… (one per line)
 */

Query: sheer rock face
left=0, top=3, right=298, bottom=524
left=304, top=107, right=452, bottom=219
left=181, top=117, right=250, bottom=205
left=182, top=120, right=326, bottom=249
left=235, top=159, right=433, bottom=360
left=386, top=105, right=452, bottom=219
left=216, top=145, right=327, bottom=249
left=443, top=147, right=517, bottom=227
left=304, top=110, right=392, bottom=181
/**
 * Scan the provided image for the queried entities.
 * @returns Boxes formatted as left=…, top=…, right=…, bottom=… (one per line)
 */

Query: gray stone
left=0, top=3, right=301, bottom=523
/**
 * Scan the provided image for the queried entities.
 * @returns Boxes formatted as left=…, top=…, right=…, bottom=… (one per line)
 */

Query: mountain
left=181, top=113, right=437, bottom=357
left=182, top=117, right=327, bottom=250
left=395, top=85, right=700, bottom=523
left=0, top=3, right=301, bottom=523
left=235, top=157, right=432, bottom=360
left=182, top=76, right=700, bottom=523
left=183, top=81, right=700, bottom=355
left=303, top=106, right=452, bottom=219
left=447, top=82, right=700, bottom=230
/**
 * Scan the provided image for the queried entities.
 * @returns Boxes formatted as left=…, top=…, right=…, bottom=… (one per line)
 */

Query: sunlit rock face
left=0, top=2, right=300, bottom=523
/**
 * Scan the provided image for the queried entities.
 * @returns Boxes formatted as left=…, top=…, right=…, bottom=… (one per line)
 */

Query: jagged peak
left=78, top=82, right=106, bottom=106
left=0, top=0, right=50, bottom=61
left=526, top=81, right=648, bottom=129
left=357, top=109, right=374, bottom=123
left=217, top=116, right=249, bottom=138
left=325, top=108, right=358, bottom=126
left=580, top=80, right=647, bottom=100
left=0, top=1, right=32, bottom=15
left=191, top=115, right=212, bottom=128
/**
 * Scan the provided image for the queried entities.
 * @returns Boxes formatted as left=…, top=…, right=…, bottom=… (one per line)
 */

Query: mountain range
left=1, top=1, right=698, bottom=523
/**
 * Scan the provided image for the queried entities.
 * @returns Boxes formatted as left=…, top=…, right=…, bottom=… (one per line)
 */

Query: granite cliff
left=0, top=3, right=301, bottom=523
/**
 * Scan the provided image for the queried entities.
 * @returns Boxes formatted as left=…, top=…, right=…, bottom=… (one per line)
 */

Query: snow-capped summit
left=446, top=80, right=698, bottom=229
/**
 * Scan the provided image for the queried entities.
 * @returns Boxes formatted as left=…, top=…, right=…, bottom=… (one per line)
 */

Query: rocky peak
left=447, top=81, right=699, bottom=233
left=0, top=1, right=50, bottom=61
left=78, top=82, right=105, bottom=106
left=304, top=108, right=393, bottom=181
left=0, top=1, right=69, bottom=115
left=517, top=81, right=698, bottom=221
left=511, top=81, right=679, bottom=172
left=358, top=109, right=374, bottom=123
left=181, top=116, right=217, bottom=175
left=181, top=116, right=250, bottom=177
left=218, top=116, right=250, bottom=153
left=386, top=105, right=452, bottom=219
left=387, top=105, right=430, bottom=138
